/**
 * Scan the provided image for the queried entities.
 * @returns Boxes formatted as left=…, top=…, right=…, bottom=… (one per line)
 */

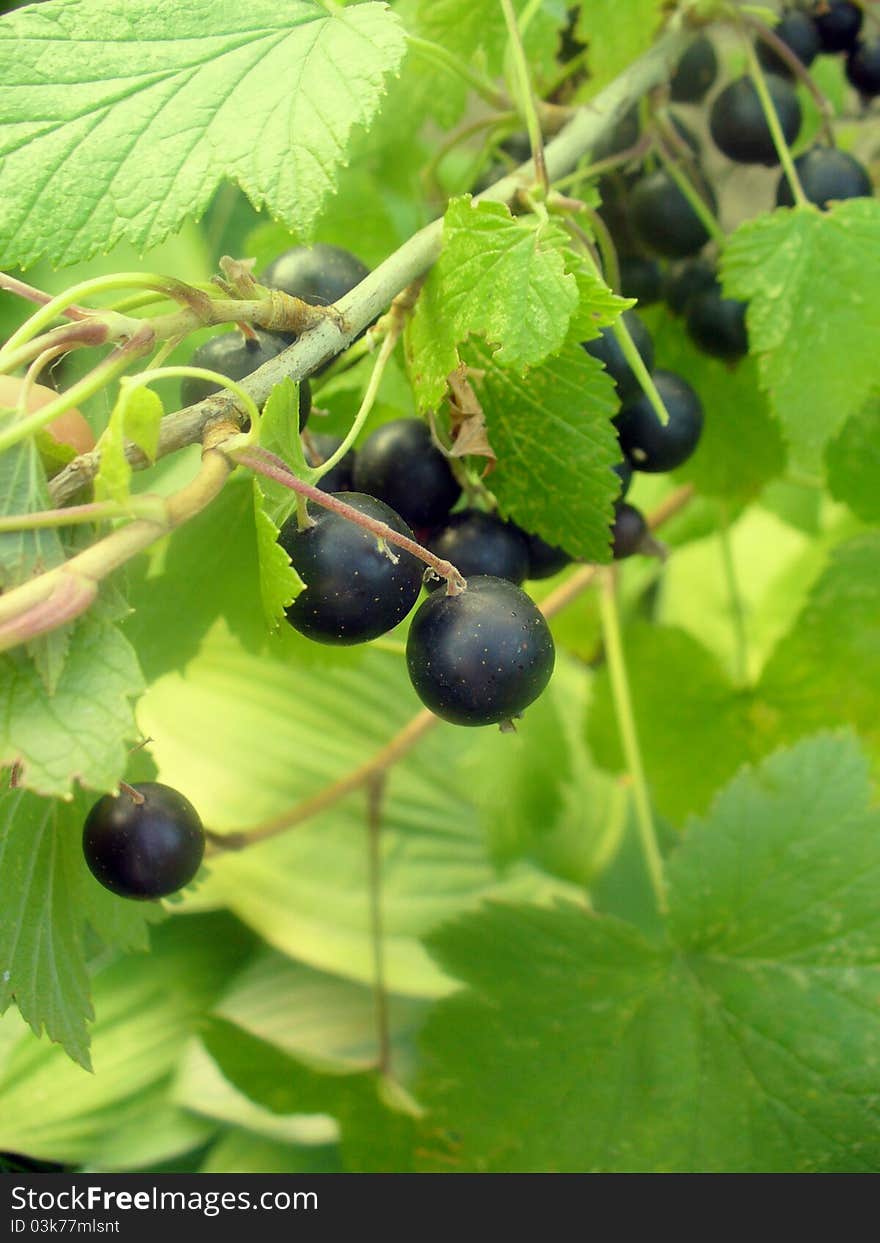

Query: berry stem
left=0, top=272, right=92, bottom=320
left=745, top=16, right=837, bottom=145
left=0, top=326, right=156, bottom=456
left=581, top=209, right=622, bottom=295
left=743, top=37, right=809, bottom=208
left=597, top=567, right=668, bottom=917
left=500, top=0, right=549, bottom=193
left=718, top=505, right=749, bottom=685
left=118, top=781, right=145, bottom=805
left=653, top=142, right=727, bottom=246
left=366, top=774, right=392, bottom=1076
left=231, top=444, right=468, bottom=594
left=0, top=497, right=164, bottom=533
left=407, top=36, right=509, bottom=109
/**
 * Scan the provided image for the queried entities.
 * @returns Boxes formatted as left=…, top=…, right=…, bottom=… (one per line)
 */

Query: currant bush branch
left=46, top=25, right=690, bottom=507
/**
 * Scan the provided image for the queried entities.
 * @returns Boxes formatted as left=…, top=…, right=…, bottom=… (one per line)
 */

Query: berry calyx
left=709, top=74, right=802, bottom=165
left=685, top=284, right=749, bottom=362
left=181, top=330, right=310, bottom=429
left=82, top=782, right=204, bottom=900
left=278, top=492, right=423, bottom=645
left=846, top=39, right=880, bottom=97
left=583, top=311, right=655, bottom=402
left=425, top=510, right=529, bottom=591
left=629, top=169, right=717, bottom=258
left=812, top=0, right=863, bottom=53
left=615, top=370, right=704, bottom=473
left=756, top=11, right=821, bottom=77
left=776, top=146, right=873, bottom=208
left=405, top=576, right=556, bottom=727
left=669, top=34, right=719, bottom=103
left=352, top=418, right=461, bottom=530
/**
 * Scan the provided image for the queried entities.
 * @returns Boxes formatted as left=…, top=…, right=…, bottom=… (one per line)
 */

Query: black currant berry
left=182, top=331, right=309, bottom=429
left=425, top=510, right=529, bottom=591
left=685, top=284, right=749, bottom=361
left=663, top=258, right=717, bottom=316
left=278, top=493, right=423, bottom=645
left=630, top=169, right=717, bottom=258
left=670, top=34, right=719, bottom=102
left=352, top=419, right=461, bottom=530
left=521, top=530, right=572, bottom=580
left=776, top=145, right=873, bottom=207
left=583, top=311, right=655, bottom=402
left=619, top=256, right=663, bottom=306
left=615, top=371, right=704, bottom=472
left=846, top=39, right=880, bottom=97
left=499, top=131, right=533, bottom=163
left=260, top=244, right=370, bottom=309
left=405, top=576, right=555, bottom=727
left=812, top=0, right=862, bottom=53
left=611, top=502, right=649, bottom=559
left=709, top=74, right=802, bottom=165
left=304, top=433, right=356, bottom=494
left=592, top=106, right=641, bottom=162
left=756, top=11, right=821, bottom=77
left=613, top=454, right=634, bottom=498
left=83, top=782, right=204, bottom=900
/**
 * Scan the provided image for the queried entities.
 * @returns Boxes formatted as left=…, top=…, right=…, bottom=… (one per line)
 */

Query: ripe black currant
left=685, top=284, right=749, bottom=361
left=83, top=782, right=204, bottom=900
left=629, top=170, right=717, bottom=258
left=405, top=576, right=555, bottom=726
left=776, top=146, right=873, bottom=207
left=278, top=492, right=423, bottom=644
left=846, top=39, right=880, bottom=97
left=583, top=311, right=655, bottom=402
left=521, top=531, right=572, bottom=580
left=304, top=433, right=356, bottom=494
left=352, top=419, right=461, bottom=530
left=425, top=510, right=529, bottom=591
left=670, top=34, right=719, bottom=102
left=756, top=11, right=821, bottom=77
left=663, top=258, right=717, bottom=316
left=709, top=74, right=802, bottom=165
left=615, top=370, right=704, bottom=472
left=260, top=244, right=370, bottom=309
left=812, top=1, right=863, bottom=53
left=611, top=502, right=649, bottom=559
left=619, top=256, right=663, bottom=306
left=181, top=331, right=310, bottom=429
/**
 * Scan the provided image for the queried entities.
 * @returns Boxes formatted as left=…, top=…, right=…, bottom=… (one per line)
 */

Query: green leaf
left=0, top=440, right=64, bottom=588
left=253, top=482, right=304, bottom=632
left=94, top=385, right=163, bottom=504
left=406, top=198, right=579, bottom=411
left=138, top=622, right=583, bottom=998
left=0, top=787, right=155, bottom=1069
left=566, top=253, right=632, bottom=344
left=0, top=0, right=407, bottom=268
left=722, top=200, right=880, bottom=465
left=464, top=339, right=620, bottom=561
left=0, top=619, right=144, bottom=798
left=201, top=1129, right=342, bottom=1174
left=0, top=913, right=251, bottom=1167
left=758, top=533, right=880, bottom=759
left=825, top=393, right=880, bottom=522
left=645, top=308, right=786, bottom=500
left=575, top=0, right=665, bottom=93
left=419, top=733, right=880, bottom=1172
left=203, top=1017, right=419, bottom=1173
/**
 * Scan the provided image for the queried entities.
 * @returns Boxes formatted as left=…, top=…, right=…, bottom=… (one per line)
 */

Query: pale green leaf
left=722, top=200, right=880, bottom=465
left=94, top=385, right=163, bottom=504
left=0, top=0, right=407, bottom=268
left=407, top=197, right=579, bottom=411
left=465, top=338, right=620, bottom=561
left=253, top=481, right=304, bottom=632
left=575, top=0, right=666, bottom=93
left=419, top=733, right=880, bottom=1172
left=0, top=619, right=144, bottom=798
